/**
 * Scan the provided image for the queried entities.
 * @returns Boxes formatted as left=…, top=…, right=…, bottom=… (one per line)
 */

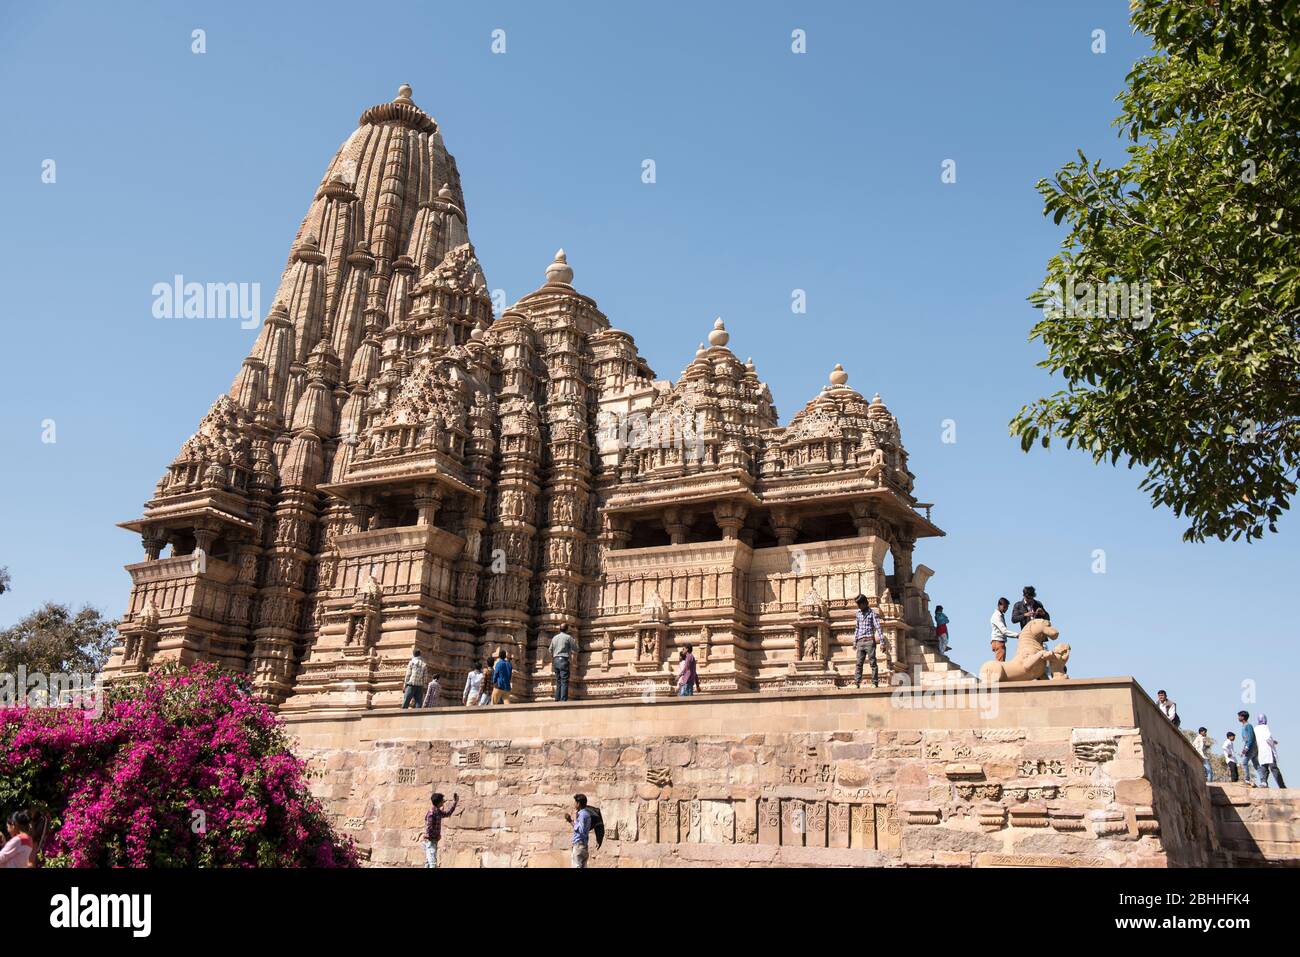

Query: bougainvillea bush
left=0, top=664, right=356, bottom=867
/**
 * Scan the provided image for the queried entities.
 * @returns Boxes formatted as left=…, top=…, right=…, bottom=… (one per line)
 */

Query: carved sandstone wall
left=287, top=678, right=1228, bottom=867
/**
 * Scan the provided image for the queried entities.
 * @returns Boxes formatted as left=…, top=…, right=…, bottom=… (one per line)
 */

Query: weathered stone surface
left=282, top=678, right=1280, bottom=867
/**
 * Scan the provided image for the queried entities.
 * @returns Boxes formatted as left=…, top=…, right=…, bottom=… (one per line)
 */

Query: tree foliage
left=0, top=602, right=118, bottom=676
left=1013, top=0, right=1300, bottom=541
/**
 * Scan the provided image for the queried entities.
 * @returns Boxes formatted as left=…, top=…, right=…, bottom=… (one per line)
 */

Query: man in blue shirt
left=565, top=793, right=592, bottom=868
left=853, top=593, right=883, bottom=688
left=1237, top=711, right=1262, bottom=787
left=491, top=649, right=513, bottom=705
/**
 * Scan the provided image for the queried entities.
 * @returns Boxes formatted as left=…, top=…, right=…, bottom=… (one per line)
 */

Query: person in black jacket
left=1011, top=586, right=1049, bottom=629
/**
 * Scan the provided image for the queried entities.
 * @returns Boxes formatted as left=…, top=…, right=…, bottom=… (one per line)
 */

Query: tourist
left=478, top=662, right=494, bottom=705
left=1011, top=586, right=1049, bottom=629
left=1256, top=714, right=1286, bottom=789
left=1193, top=727, right=1212, bottom=783
left=1156, top=690, right=1180, bottom=728
left=677, top=643, right=701, bottom=697
left=422, top=792, right=459, bottom=868
left=1223, top=732, right=1239, bottom=783
left=491, top=649, right=513, bottom=705
left=1237, top=711, right=1262, bottom=787
left=989, top=597, right=1016, bottom=663
left=462, top=661, right=484, bottom=707
left=422, top=672, right=441, bottom=708
left=549, top=623, right=577, bottom=702
left=934, top=605, right=950, bottom=653
left=402, top=649, right=428, bottom=709
left=853, top=593, right=883, bottom=689
left=0, top=811, right=33, bottom=868
left=565, top=793, right=593, bottom=868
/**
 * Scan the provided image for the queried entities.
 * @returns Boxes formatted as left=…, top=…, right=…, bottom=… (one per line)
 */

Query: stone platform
left=1208, top=783, right=1300, bottom=866
left=286, top=677, right=1287, bottom=867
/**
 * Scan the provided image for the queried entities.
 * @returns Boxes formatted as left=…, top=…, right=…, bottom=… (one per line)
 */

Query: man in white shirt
left=1193, top=727, right=1212, bottom=783
left=989, top=598, right=1016, bottom=662
left=463, top=661, right=484, bottom=706
left=1156, top=690, right=1179, bottom=727
left=402, top=649, right=428, bottom=709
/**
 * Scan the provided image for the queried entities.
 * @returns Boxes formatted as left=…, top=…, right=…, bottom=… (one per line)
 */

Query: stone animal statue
left=979, top=618, right=1070, bottom=684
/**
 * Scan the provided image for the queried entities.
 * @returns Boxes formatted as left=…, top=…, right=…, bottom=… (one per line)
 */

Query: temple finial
left=829, top=363, right=849, bottom=387
left=396, top=83, right=414, bottom=104
left=545, top=248, right=573, bottom=285
left=708, top=317, right=729, bottom=347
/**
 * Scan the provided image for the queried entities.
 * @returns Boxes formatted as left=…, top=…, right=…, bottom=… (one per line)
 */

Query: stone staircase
left=1208, top=783, right=1300, bottom=866
left=903, top=638, right=973, bottom=687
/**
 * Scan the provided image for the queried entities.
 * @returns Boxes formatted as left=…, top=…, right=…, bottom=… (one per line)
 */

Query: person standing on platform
left=1193, top=727, right=1212, bottom=782
left=1223, top=731, right=1239, bottom=783
left=402, top=649, right=428, bottom=709
left=853, top=593, right=883, bottom=689
left=422, top=672, right=441, bottom=708
left=491, top=649, right=513, bottom=705
left=462, top=662, right=484, bottom=707
left=934, top=605, right=950, bottom=654
left=1257, top=714, right=1286, bottom=789
left=989, top=598, right=1016, bottom=663
left=1011, top=585, right=1049, bottom=628
left=549, top=623, right=577, bottom=702
left=677, top=643, right=701, bottom=697
left=1238, top=711, right=1262, bottom=787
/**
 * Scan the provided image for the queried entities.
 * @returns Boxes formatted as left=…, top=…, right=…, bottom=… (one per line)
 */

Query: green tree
left=1013, top=0, right=1300, bottom=542
left=0, top=603, right=118, bottom=676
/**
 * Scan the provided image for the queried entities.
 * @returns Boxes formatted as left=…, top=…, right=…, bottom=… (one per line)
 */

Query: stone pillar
left=771, top=507, right=800, bottom=548
left=713, top=500, right=748, bottom=541
left=413, top=484, right=443, bottom=527
left=664, top=508, right=691, bottom=545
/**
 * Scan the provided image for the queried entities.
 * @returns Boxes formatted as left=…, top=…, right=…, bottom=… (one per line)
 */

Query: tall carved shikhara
left=108, top=86, right=960, bottom=710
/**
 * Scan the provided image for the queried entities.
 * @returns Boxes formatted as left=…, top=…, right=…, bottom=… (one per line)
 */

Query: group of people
left=399, top=647, right=516, bottom=710
left=402, top=621, right=704, bottom=708
left=421, top=790, right=600, bottom=869
left=988, top=585, right=1051, bottom=662
left=1163, top=691, right=1288, bottom=789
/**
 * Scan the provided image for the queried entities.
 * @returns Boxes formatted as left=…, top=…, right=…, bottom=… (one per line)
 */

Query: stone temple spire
left=109, top=84, right=946, bottom=714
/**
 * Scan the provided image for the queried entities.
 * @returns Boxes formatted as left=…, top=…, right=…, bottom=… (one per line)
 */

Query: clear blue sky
left=1, top=1, right=1293, bottom=753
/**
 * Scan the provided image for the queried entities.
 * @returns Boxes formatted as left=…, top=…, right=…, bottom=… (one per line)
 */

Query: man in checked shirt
left=853, top=593, right=885, bottom=688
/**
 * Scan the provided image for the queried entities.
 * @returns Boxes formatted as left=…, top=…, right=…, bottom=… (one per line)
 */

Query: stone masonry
left=285, top=677, right=1268, bottom=868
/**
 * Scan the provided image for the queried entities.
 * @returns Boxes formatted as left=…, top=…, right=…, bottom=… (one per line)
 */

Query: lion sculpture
left=979, top=618, right=1070, bottom=684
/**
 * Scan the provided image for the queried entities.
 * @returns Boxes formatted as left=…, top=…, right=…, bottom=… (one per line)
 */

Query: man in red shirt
left=677, top=644, right=701, bottom=697
left=422, top=792, right=459, bottom=868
